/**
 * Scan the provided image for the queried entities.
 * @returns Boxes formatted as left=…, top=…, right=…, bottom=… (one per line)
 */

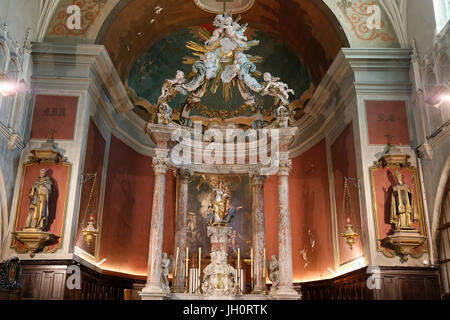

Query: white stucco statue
left=261, top=72, right=294, bottom=105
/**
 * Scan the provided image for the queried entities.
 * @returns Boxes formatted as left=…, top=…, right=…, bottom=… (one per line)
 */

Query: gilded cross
left=216, top=0, right=233, bottom=13
left=385, top=133, right=395, bottom=146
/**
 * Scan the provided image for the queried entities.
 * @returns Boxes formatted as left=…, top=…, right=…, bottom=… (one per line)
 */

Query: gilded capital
left=152, top=157, right=170, bottom=174
left=278, top=160, right=292, bottom=176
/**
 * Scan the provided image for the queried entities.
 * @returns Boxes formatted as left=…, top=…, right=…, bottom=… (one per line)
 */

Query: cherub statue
left=160, top=252, right=173, bottom=293
left=261, top=72, right=294, bottom=105
left=223, top=16, right=247, bottom=47
left=201, top=50, right=219, bottom=80
left=158, top=70, right=186, bottom=105
left=205, top=14, right=226, bottom=46
left=267, top=255, right=280, bottom=293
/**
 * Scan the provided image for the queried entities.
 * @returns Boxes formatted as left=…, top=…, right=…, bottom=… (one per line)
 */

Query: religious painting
left=186, top=174, right=253, bottom=258
left=369, top=163, right=428, bottom=257
left=31, top=95, right=79, bottom=140
left=11, top=161, right=71, bottom=254
left=365, top=100, right=410, bottom=146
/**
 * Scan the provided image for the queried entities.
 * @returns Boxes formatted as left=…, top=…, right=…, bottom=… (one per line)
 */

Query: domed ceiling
left=95, top=0, right=349, bottom=126
left=126, top=26, right=312, bottom=126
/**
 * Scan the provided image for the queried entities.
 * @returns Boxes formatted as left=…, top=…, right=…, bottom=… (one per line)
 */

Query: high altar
left=1, top=0, right=445, bottom=302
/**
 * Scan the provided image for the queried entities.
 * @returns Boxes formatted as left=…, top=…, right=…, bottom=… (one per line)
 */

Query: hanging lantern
left=81, top=174, right=99, bottom=246
left=340, top=178, right=359, bottom=249
left=82, top=214, right=98, bottom=246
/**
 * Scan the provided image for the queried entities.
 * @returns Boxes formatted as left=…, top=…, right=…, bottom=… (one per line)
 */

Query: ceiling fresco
left=126, top=27, right=311, bottom=125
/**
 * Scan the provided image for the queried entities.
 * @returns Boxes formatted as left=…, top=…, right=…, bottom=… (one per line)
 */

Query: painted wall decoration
left=98, top=135, right=176, bottom=276
left=365, top=100, right=410, bottom=145
left=369, top=163, right=428, bottom=257
left=265, top=140, right=335, bottom=282
left=31, top=95, right=79, bottom=140
left=49, top=0, right=108, bottom=37
left=11, top=161, right=71, bottom=254
left=337, top=0, right=395, bottom=42
left=331, top=123, right=364, bottom=265
left=186, top=174, right=253, bottom=258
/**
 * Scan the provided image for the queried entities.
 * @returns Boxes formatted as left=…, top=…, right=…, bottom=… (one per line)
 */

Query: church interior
left=0, top=0, right=449, bottom=301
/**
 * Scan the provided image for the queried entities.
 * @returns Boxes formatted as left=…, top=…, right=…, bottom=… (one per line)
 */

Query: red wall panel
left=75, top=119, right=106, bottom=256
left=366, top=100, right=410, bottom=145
left=31, top=95, right=78, bottom=140
left=265, top=139, right=334, bottom=282
left=99, top=135, right=175, bottom=276
left=331, top=123, right=364, bottom=265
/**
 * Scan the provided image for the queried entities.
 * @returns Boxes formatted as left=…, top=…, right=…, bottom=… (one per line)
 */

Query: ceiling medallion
left=194, top=0, right=255, bottom=14
left=151, top=12, right=296, bottom=129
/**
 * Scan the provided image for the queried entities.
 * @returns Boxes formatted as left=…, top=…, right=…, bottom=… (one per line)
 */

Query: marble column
left=141, top=157, right=170, bottom=298
left=276, top=160, right=299, bottom=298
left=250, top=173, right=267, bottom=294
left=173, top=168, right=193, bottom=293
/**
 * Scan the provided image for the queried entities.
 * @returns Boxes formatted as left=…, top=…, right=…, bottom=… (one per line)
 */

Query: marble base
left=269, top=286, right=302, bottom=300
left=170, top=293, right=269, bottom=300
left=140, top=285, right=170, bottom=300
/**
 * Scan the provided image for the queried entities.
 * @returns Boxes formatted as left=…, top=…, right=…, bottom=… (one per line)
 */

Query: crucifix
left=385, top=133, right=395, bottom=146
left=216, top=0, right=233, bottom=13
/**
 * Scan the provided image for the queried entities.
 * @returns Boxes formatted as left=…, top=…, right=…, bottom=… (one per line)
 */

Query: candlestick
left=263, top=248, right=266, bottom=294
left=237, top=248, right=240, bottom=293
left=184, top=247, right=189, bottom=294
left=250, top=247, right=254, bottom=293
left=198, top=247, right=202, bottom=294
left=174, top=247, right=179, bottom=278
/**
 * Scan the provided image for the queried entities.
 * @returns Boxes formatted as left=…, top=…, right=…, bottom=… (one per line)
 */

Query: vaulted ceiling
left=97, top=0, right=348, bottom=87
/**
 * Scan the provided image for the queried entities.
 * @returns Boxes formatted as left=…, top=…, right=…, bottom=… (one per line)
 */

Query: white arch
left=431, top=156, right=450, bottom=262
left=0, top=167, right=9, bottom=258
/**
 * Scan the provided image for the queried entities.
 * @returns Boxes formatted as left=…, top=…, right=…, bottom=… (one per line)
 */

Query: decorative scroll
left=49, top=0, right=107, bottom=37
left=338, top=0, right=395, bottom=42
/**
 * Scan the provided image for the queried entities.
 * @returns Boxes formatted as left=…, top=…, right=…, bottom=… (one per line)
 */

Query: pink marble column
left=276, top=159, right=298, bottom=297
left=142, top=157, right=170, bottom=295
left=173, top=168, right=193, bottom=293
left=251, top=173, right=267, bottom=293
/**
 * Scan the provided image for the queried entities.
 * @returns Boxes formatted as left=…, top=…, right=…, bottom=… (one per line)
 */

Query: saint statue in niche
left=390, top=170, right=418, bottom=231
left=24, top=169, right=53, bottom=230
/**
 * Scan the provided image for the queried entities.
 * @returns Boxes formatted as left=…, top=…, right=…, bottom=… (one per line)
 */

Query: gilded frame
left=10, top=160, right=72, bottom=254
left=369, top=163, right=429, bottom=257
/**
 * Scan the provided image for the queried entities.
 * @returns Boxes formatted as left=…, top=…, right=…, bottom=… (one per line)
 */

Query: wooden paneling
left=300, top=266, right=441, bottom=300
left=18, top=260, right=134, bottom=300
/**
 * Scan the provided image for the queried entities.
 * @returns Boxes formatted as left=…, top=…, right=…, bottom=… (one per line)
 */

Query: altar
left=138, top=11, right=300, bottom=301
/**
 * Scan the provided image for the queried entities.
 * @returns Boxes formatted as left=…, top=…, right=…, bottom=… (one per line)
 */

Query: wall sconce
left=426, top=83, right=450, bottom=106
left=341, top=217, right=358, bottom=249
left=0, top=73, right=26, bottom=97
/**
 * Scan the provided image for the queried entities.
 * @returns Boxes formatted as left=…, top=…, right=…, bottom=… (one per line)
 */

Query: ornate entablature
left=144, top=13, right=298, bottom=131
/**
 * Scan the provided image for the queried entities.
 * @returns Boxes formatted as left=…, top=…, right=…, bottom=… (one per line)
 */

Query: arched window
left=0, top=58, right=19, bottom=126
left=438, top=178, right=450, bottom=299
left=434, top=0, right=450, bottom=33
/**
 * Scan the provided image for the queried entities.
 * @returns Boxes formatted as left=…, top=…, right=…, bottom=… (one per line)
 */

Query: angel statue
left=205, top=14, right=226, bottom=46
left=261, top=72, right=294, bottom=106
left=267, top=255, right=280, bottom=293
left=160, top=252, right=173, bottom=293
left=157, top=70, right=186, bottom=105
left=223, top=16, right=247, bottom=47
